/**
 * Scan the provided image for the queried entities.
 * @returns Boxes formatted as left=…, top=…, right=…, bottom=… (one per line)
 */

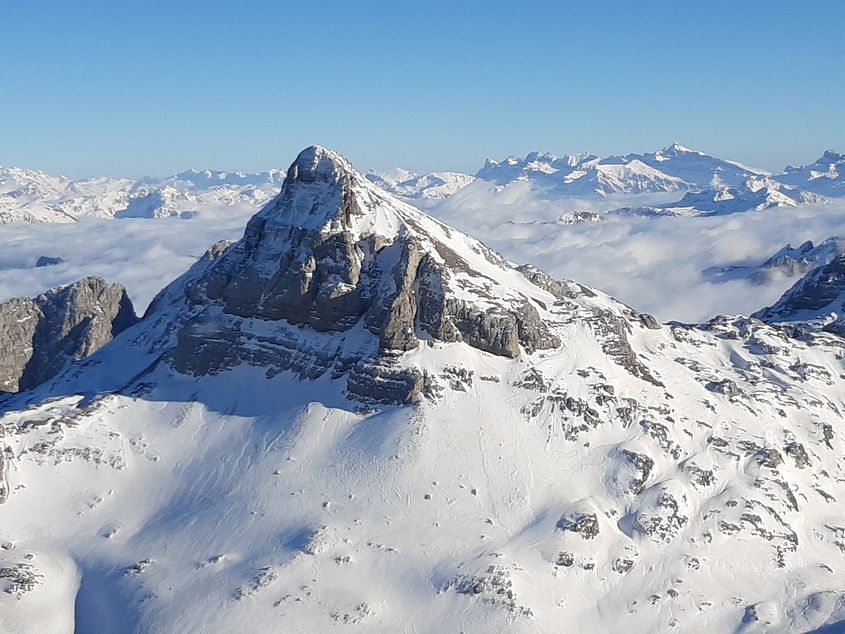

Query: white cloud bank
left=0, top=204, right=258, bottom=314
left=427, top=181, right=845, bottom=322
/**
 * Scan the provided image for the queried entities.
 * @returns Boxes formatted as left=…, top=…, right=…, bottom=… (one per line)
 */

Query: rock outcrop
left=0, top=277, right=138, bottom=393
left=754, top=254, right=845, bottom=334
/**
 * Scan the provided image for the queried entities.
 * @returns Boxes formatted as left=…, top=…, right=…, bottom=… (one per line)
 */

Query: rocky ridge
left=754, top=253, right=845, bottom=335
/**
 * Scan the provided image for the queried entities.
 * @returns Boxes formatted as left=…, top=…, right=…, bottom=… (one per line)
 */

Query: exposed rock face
left=632, top=482, right=690, bottom=543
left=0, top=451, right=6, bottom=504
left=0, top=277, right=138, bottom=393
left=187, top=147, right=559, bottom=354
left=754, top=254, right=845, bottom=333
left=151, top=146, right=564, bottom=403
left=588, top=310, right=664, bottom=387
left=705, top=378, right=740, bottom=397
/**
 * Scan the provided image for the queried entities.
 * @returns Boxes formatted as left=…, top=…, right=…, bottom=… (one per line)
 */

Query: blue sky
left=1, top=0, right=843, bottom=178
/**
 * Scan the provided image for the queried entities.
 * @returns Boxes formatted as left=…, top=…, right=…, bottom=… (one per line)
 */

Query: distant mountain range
left=475, top=142, right=764, bottom=195
left=1, top=145, right=843, bottom=223
left=363, top=168, right=474, bottom=201
left=469, top=145, right=844, bottom=218
left=611, top=176, right=827, bottom=218
left=0, top=167, right=285, bottom=224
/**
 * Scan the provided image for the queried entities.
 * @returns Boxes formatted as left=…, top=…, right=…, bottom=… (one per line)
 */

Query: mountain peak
left=9, top=147, right=845, bottom=633
left=661, top=141, right=696, bottom=154
left=287, top=145, right=355, bottom=186
left=0, top=277, right=138, bottom=393
left=819, top=149, right=845, bottom=163
left=143, top=145, right=564, bottom=403
left=257, top=145, right=410, bottom=240
left=754, top=253, right=845, bottom=332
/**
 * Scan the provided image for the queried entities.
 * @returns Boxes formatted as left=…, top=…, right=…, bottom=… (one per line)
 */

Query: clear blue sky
left=1, top=0, right=843, bottom=178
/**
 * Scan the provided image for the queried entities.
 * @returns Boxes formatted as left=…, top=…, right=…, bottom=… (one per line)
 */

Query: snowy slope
left=0, top=147, right=844, bottom=633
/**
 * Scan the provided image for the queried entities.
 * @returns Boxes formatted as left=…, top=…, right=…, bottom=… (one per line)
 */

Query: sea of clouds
left=0, top=203, right=258, bottom=314
left=1, top=184, right=844, bottom=324
left=426, top=181, right=845, bottom=323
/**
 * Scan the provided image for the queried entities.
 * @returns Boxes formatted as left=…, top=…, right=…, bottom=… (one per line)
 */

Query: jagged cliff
left=143, top=146, right=564, bottom=404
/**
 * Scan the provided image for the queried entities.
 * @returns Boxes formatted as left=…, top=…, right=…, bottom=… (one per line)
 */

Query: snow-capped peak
left=257, top=145, right=404, bottom=237
left=775, top=149, right=845, bottom=196
left=819, top=149, right=845, bottom=163
left=658, top=141, right=697, bottom=156
left=472, top=144, right=768, bottom=195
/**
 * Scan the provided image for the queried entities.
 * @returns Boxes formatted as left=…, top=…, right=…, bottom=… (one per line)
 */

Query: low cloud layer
left=0, top=204, right=257, bottom=314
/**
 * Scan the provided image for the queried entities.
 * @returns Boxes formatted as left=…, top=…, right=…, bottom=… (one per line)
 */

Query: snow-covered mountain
left=704, top=237, right=845, bottom=285
left=776, top=150, right=845, bottom=197
left=474, top=143, right=770, bottom=197
left=364, top=168, right=475, bottom=201
left=612, top=176, right=826, bottom=218
left=0, top=166, right=284, bottom=224
left=1, top=146, right=845, bottom=633
left=0, top=167, right=131, bottom=223
left=631, top=142, right=769, bottom=189
left=152, top=168, right=288, bottom=190
left=4, top=145, right=843, bottom=225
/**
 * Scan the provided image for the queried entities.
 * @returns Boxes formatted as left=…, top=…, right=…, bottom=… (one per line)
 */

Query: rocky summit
left=145, top=145, right=562, bottom=404
left=0, top=147, right=844, bottom=633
